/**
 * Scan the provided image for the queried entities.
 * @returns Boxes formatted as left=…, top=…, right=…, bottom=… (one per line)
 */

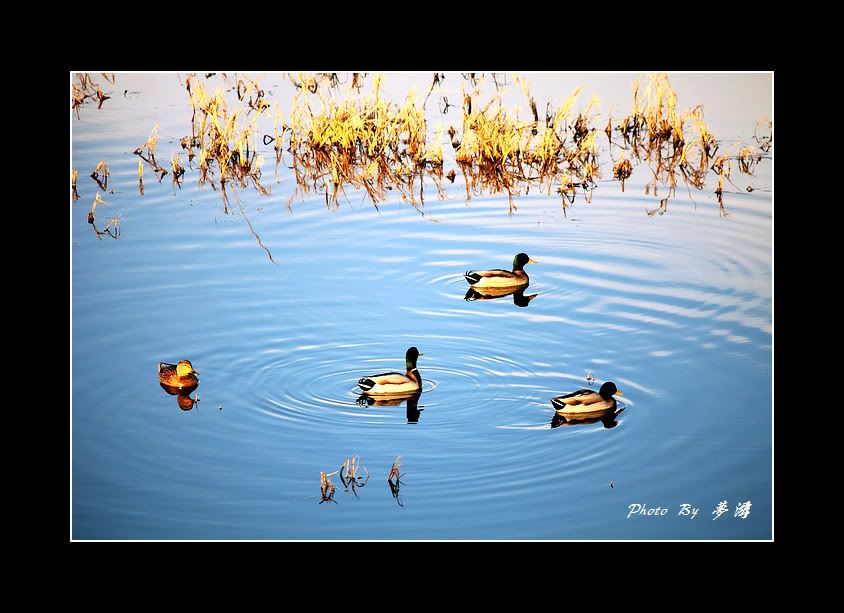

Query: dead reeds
left=75, top=72, right=770, bottom=241
left=318, top=454, right=371, bottom=504
left=72, top=73, right=113, bottom=117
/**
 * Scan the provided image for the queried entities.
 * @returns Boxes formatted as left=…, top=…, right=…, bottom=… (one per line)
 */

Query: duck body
left=464, top=253, right=536, bottom=289
left=550, top=381, right=624, bottom=419
left=464, top=269, right=528, bottom=288
left=358, top=347, right=423, bottom=396
left=158, top=360, right=199, bottom=392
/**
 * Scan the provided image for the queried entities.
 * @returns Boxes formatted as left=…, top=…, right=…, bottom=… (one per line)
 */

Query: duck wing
left=464, top=269, right=516, bottom=285
left=550, top=389, right=602, bottom=407
left=358, top=371, right=413, bottom=391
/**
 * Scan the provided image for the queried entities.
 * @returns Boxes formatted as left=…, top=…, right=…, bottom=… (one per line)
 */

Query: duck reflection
left=356, top=392, right=423, bottom=424
left=550, top=407, right=624, bottom=429
left=464, top=286, right=538, bottom=307
left=159, top=383, right=199, bottom=411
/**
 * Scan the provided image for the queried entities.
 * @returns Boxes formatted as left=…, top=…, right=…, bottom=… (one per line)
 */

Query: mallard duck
left=464, top=253, right=537, bottom=288
left=158, top=360, right=199, bottom=391
left=357, top=347, right=423, bottom=396
left=550, top=381, right=624, bottom=419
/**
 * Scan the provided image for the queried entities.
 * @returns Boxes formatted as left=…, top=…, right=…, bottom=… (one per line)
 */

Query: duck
left=464, top=253, right=537, bottom=288
left=550, top=381, right=624, bottom=419
left=357, top=347, right=423, bottom=396
left=158, top=360, right=200, bottom=391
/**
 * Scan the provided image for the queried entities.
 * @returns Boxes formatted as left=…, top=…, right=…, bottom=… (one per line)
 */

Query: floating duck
left=550, top=381, right=624, bottom=420
left=464, top=253, right=536, bottom=288
left=158, top=360, right=199, bottom=392
left=357, top=347, right=423, bottom=396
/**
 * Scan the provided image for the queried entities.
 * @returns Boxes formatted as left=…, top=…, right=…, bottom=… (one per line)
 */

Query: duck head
left=176, top=360, right=199, bottom=378
left=513, top=253, right=537, bottom=271
left=599, top=381, right=624, bottom=400
left=406, top=347, right=423, bottom=370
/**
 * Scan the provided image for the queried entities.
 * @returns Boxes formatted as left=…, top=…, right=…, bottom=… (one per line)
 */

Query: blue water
left=71, top=72, right=772, bottom=539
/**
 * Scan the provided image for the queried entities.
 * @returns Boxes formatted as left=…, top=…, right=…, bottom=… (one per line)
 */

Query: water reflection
left=159, top=383, right=199, bottom=411
left=356, top=392, right=423, bottom=424
left=387, top=455, right=405, bottom=507
left=339, top=455, right=370, bottom=499
left=464, top=286, right=539, bottom=308
left=550, top=407, right=625, bottom=429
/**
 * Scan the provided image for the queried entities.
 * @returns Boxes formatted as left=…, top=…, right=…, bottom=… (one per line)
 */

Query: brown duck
left=158, top=360, right=199, bottom=392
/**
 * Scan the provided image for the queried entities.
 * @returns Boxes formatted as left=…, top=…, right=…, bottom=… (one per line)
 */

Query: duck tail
left=357, top=377, right=375, bottom=392
left=464, top=271, right=481, bottom=285
left=550, top=397, right=565, bottom=411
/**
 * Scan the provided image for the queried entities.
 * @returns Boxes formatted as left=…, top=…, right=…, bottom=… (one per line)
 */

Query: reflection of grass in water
left=319, top=454, right=371, bottom=504
left=71, top=169, right=79, bottom=202
left=285, top=73, right=444, bottom=211
left=71, top=73, right=114, bottom=118
left=73, top=72, right=773, bottom=246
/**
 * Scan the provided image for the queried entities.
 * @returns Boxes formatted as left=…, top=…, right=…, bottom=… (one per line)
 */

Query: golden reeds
left=72, top=73, right=113, bottom=117
left=90, top=160, right=110, bottom=190
left=76, top=72, right=768, bottom=234
left=319, top=470, right=338, bottom=504
left=88, top=191, right=108, bottom=223
left=387, top=455, right=404, bottom=507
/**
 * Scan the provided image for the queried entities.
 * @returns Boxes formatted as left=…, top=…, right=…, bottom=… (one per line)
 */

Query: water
left=71, top=72, right=772, bottom=539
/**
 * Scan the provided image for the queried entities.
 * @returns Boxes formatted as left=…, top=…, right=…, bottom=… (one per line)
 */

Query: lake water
left=71, top=72, right=772, bottom=540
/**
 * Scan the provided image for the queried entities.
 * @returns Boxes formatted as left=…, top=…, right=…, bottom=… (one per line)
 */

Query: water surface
left=71, top=72, right=772, bottom=539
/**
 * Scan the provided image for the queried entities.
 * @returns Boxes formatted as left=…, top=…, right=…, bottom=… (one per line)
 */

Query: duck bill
left=527, top=258, right=537, bottom=264
left=614, top=390, right=624, bottom=396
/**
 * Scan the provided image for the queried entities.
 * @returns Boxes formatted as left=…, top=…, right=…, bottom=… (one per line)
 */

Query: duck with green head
left=550, top=381, right=625, bottom=420
left=464, top=253, right=537, bottom=288
left=158, top=359, right=199, bottom=392
left=357, top=347, right=423, bottom=396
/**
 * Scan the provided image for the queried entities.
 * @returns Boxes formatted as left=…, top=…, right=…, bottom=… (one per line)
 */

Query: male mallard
left=464, top=253, right=537, bottom=288
left=550, top=381, right=624, bottom=419
left=158, top=360, right=199, bottom=391
left=357, top=347, right=423, bottom=396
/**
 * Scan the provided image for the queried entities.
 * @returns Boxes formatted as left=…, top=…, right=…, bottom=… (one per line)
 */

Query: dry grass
left=72, top=73, right=114, bottom=118
left=74, top=72, right=772, bottom=234
left=90, top=160, right=110, bottom=191
left=71, top=169, right=79, bottom=202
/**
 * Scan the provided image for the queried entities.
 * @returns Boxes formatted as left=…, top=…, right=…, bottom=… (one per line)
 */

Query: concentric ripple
left=72, top=73, right=771, bottom=540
